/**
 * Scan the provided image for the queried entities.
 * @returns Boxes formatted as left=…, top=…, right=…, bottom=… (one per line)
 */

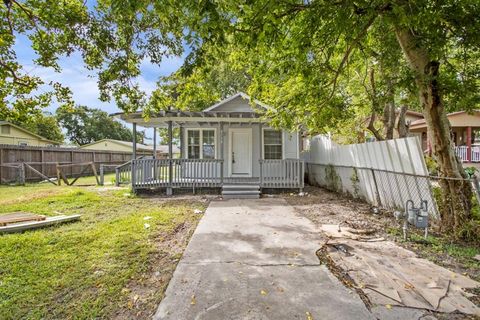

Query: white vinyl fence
left=303, top=135, right=439, bottom=217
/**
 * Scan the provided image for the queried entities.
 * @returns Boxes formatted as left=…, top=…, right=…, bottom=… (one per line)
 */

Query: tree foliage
left=56, top=105, right=143, bottom=145
left=3, top=0, right=480, bottom=237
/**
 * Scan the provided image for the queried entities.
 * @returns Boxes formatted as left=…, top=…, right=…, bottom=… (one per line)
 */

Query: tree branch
left=0, top=60, right=30, bottom=86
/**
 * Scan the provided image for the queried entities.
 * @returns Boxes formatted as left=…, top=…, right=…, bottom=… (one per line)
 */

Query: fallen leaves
left=191, top=294, right=196, bottom=305
left=306, top=311, right=314, bottom=320
left=260, top=289, right=268, bottom=296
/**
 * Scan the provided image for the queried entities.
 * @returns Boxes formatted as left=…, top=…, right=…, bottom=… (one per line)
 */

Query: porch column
left=219, top=123, right=224, bottom=184
left=179, top=125, right=184, bottom=158
left=132, top=123, right=137, bottom=160
left=153, top=127, right=157, bottom=159
left=258, top=123, right=263, bottom=160
left=467, top=126, right=472, bottom=162
left=167, top=120, right=173, bottom=196
left=259, top=123, right=263, bottom=185
left=168, top=121, right=173, bottom=159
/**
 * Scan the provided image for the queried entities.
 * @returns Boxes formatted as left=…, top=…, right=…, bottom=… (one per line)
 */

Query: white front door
left=229, top=128, right=252, bottom=176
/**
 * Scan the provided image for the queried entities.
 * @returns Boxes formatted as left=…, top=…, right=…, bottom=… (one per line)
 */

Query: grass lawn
left=0, top=179, right=206, bottom=319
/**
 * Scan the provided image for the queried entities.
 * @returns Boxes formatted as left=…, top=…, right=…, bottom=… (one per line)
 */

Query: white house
left=113, top=92, right=304, bottom=197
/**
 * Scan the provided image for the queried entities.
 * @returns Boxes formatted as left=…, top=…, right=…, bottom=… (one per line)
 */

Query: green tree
left=168, top=1, right=479, bottom=238
left=25, top=112, right=64, bottom=143
left=56, top=105, right=142, bottom=145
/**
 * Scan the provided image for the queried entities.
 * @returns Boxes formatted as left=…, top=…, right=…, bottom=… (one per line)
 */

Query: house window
left=202, top=130, right=215, bottom=159
left=1, top=125, right=10, bottom=134
left=187, top=129, right=215, bottom=159
left=263, top=129, right=282, bottom=160
left=187, top=130, right=200, bottom=159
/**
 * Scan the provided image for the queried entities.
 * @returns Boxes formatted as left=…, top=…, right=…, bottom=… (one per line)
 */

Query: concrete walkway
left=154, top=198, right=373, bottom=320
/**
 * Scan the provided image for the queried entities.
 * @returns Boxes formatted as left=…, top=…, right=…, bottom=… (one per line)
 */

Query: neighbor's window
left=202, top=130, right=215, bottom=159
left=187, top=129, right=216, bottom=159
left=263, top=130, right=282, bottom=160
left=1, top=125, right=10, bottom=134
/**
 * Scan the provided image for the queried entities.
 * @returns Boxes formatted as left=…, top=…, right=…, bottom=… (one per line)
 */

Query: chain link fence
left=306, top=163, right=480, bottom=219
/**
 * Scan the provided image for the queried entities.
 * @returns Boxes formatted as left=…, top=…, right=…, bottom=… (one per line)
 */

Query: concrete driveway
left=154, top=198, right=373, bottom=320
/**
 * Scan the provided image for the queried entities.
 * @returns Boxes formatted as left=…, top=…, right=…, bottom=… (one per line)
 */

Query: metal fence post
left=370, top=168, right=381, bottom=206
left=471, top=176, right=480, bottom=206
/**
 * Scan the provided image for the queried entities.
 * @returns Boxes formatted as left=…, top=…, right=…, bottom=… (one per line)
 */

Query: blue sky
left=14, top=35, right=186, bottom=115
left=14, top=34, right=187, bottom=142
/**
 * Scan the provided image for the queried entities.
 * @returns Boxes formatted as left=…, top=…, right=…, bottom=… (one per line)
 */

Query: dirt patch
left=112, top=201, right=205, bottom=319
left=285, top=186, right=480, bottom=318
left=285, top=186, right=480, bottom=280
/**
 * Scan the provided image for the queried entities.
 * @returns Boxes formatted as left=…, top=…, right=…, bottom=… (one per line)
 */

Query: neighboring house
left=155, top=145, right=181, bottom=159
left=0, top=121, right=60, bottom=147
left=410, top=110, right=480, bottom=163
left=113, top=92, right=304, bottom=197
left=79, top=139, right=152, bottom=155
left=78, top=138, right=179, bottom=158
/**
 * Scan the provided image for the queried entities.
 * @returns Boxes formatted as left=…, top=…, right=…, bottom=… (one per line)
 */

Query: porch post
left=259, top=123, right=263, bottom=186
left=132, top=123, right=137, bottom=160
left=179, top=125, right=184, bottom=158
left=220, top=123, right=224, bottom=185
left=153, top=127, right=157, bottom=159
left=467, top=126, right=472, bottom=162
left=167, top=120, right=173, bottom=195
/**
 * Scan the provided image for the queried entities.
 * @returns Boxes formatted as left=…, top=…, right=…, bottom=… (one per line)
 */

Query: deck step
left=222, top=190, right=260, bottom=195
left=221, top=184, right=261, bottom=199
left=222, top=184, right=260, bottom=190
left=222, top=194, right=261, bottom=199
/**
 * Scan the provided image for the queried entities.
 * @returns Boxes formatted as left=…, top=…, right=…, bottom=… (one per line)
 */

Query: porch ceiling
left=112, top=110, right=266, bottom=128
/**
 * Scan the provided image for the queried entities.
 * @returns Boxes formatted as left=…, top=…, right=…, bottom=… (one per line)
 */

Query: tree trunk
left=366, top=68, right=385, bottom=141
left=367, top=110, right=384, bottom=141
left=395, top=27, right=472, bottom=236
left=383, top=79, right=395, bottom=140
left=397, top=105, right=408, bottom=138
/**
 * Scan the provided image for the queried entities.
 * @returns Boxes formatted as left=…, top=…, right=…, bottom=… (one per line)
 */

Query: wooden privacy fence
left=0, top=144, right=148, bottom=184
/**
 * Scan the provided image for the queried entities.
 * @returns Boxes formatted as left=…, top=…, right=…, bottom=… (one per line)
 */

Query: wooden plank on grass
left=0, top=215, right=81, bottom=233
left=0, top=212, right=46, bottom=226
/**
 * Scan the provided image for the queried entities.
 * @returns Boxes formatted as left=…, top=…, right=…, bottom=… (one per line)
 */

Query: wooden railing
left=131, top=159, right=224, bottom=189
left=115, top=160, right=133, bottom=186
left=260, top=159, right=304, bottom=189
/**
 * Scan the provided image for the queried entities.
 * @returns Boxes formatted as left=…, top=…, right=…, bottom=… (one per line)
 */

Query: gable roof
left=203, top=92, right=272, bottom=112
left=0, top=120, right=60, bottom=144
left=409, top=110, right=480, bottom=129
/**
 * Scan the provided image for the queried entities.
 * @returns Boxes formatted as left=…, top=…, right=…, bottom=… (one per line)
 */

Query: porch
left=112, top=93, right=305, bottom=196
left=130, top=158, right=304, bottom=192
left=455, top=145, right=480, bottom=163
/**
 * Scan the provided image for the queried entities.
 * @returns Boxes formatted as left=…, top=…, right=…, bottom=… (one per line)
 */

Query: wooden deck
left=128, top=158, right=304, bottom=192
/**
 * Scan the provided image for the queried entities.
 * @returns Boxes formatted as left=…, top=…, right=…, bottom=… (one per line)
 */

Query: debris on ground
left=324, top=237, right=479, bottom=315
left=286, top=186, right=480, bottom=318
left=193, top=209, right=203, bottom=214
left=0, top=212, right=81, bottom=234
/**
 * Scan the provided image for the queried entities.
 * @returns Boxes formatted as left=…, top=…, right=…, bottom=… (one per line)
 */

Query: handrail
left=259, top=159, right=304, bottom=189
left=131, top=158, right=224, bottom=190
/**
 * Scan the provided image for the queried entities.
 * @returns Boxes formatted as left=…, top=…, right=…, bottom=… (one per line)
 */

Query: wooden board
left=0, top=215, right=81, bottom=234
left=0, top=212, right=46, bottom=226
